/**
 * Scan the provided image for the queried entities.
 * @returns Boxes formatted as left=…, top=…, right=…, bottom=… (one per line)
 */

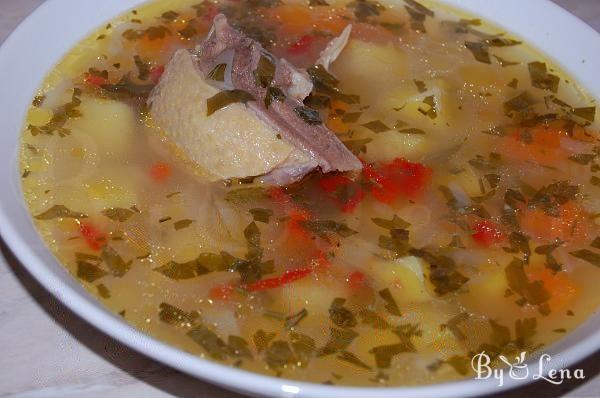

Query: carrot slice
left=526, top=267, right=578, bottom=311
left=150, top=161, right=172, bottom=183
left=521, top=201, right=591, bottom=243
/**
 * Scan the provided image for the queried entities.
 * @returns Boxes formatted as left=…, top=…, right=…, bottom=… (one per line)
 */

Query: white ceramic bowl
left=0, top=1, right=599, bottom=397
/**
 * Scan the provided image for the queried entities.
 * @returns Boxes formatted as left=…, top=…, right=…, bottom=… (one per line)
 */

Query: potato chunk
left=69, top=96, right=137, bottom=157
left=331, top=39, right=407, bottom=105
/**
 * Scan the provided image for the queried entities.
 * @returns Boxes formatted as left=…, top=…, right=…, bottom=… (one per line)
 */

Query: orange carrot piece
left=521, top=201, right=591, bottom=243
left=526, top=267, right=578, bottom=311
left=150, top=161, right=172, bottom=183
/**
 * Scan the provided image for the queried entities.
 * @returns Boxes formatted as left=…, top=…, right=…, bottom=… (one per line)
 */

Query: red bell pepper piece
left=347, top=270, right=366, bottom=289
left=84, top=73, right=108, bottom=87
left=318, top=175, right=365, bottom=213
left=364, top=158, right=432, bottom=204
left=243, top=266, right=314, bottom=292
left=79, top=222, right=106, bottom=251
left=471, top=220, right=505, bottom=247
left=288, top=35, right=314, bottom=55
left=242, top=252, right=329, bottom=292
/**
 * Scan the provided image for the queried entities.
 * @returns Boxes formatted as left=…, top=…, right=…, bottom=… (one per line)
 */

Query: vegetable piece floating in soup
left=19, top=0, right=600, bottom=387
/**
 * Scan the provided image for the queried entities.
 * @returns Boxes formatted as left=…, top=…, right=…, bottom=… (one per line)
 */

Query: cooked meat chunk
left=149, top=15, right=360, bottom=185
left=149, top=50, right=307, bottom=181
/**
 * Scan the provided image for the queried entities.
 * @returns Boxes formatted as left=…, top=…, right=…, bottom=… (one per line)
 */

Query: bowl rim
left=0, top=1, right=599, bottom=397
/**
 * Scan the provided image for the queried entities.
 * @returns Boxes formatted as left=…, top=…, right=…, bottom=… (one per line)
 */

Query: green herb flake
left=591, top=237, right=600, bottom=250
left=329, top=298, right=357, bottom=328
left=207, top=63, right=227, bottom=82
left=572, top=106, right=596, bottom=122
left=101, top=246, right=132, bottom=277
left=503, top=92, right=535, bottom=117
left=153, top=254, right=220, bottom=280
left=362, top=120, right=390, bottom=133
left=507, top=231, right=531, bottom=259
left=35, top=205, right=87, bottom=220
left=309, top=0, right=329, bottom=5
left=285, top=308, right=308, bottom=328
left=489, top=319, right=511, bottom=347
left=207, top=90, right=255, bottom=116
left=410, top=249, right=469, bottom=295
left=341, top=112, right=362, bottom=123
left=178, top=21, right=198, bottom=39
left=294, top=105, right=323, bottom=125
left=27, top=88, right=82, bottom=137
left=337, top=351, right=372, bottom=370
left=514, top=317, right=537, bottom=348
left=343, top=138, right=372, bottom=155
left=32, top=95, right=46, bottom=107
left=505, top=258, right=552, bottom=311
left=465, top=41, right=491, bottom=64
left=225, top=187, right=268, bottom=204
left=76, top=261, right=108, bottom=283
left=100, top=75, right=154, bottom=100
left=372, top=215, right=410, bottom=230
left=244, top=221, right=263, bottom=261
left=347, top=0, right=386, bottom=22
left=96, top=284, right=111, bottom=299
left=442, top=312, right=470, bottom=340
left=253, top=329, right=276, bottom=353
left=159, top=302, right=197, bottom=326
left=265, top=86, right=285, bottom=108
left=174, top=219, right=195, bottom=230
left=378, top=228, right=411, bottom=256
left=317, top=327, right=359, bottom=356
left=569, top=249, right=600, bottom=267
left=249, top=208, right=273, bottom=224
left=359, top=309, right=391, bottom=329
left=414, top=79, right=427, bottom=93
left=300, top=220, right=358, bottom=238
left=528, top=62, right=560, bottom=93
left=378, top=288, right=401, bottom=316
left=493, top=55, right=520, bottom=67
left=146, top=25, right=172, bottom=40
left=507, top=78, right=519, bottom=89
left=418, top=95, right=438, bottom=119
left=254, top=55, right=275, bottom=88
left=569, top=153, right=596, bottom=165
left=370, top=343, right=411, bottom=369
left=102, top=207, right=135, bottom=222
left=397, top=127, right=426, bottom=135
left=133, top=55, right=150, bottom=81
left=227, top=335, right=252, bottom=359
left=187, top=324, right=231, bottom=360
left=265, top=340, right=295, bottom=369
left=161, top=10, right=179, bottom=21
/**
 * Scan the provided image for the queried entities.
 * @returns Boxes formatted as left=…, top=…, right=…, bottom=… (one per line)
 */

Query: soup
left=19, top=0, right=600, bottom=387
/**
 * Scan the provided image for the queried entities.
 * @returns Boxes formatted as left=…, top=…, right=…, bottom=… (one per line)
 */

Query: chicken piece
left=149, top=15, right=360, bottom=185
left=149, top=50, right=307, bottom=180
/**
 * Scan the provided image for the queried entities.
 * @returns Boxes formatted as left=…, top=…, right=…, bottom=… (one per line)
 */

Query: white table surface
left=1, top=1, right=599, bottom=397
